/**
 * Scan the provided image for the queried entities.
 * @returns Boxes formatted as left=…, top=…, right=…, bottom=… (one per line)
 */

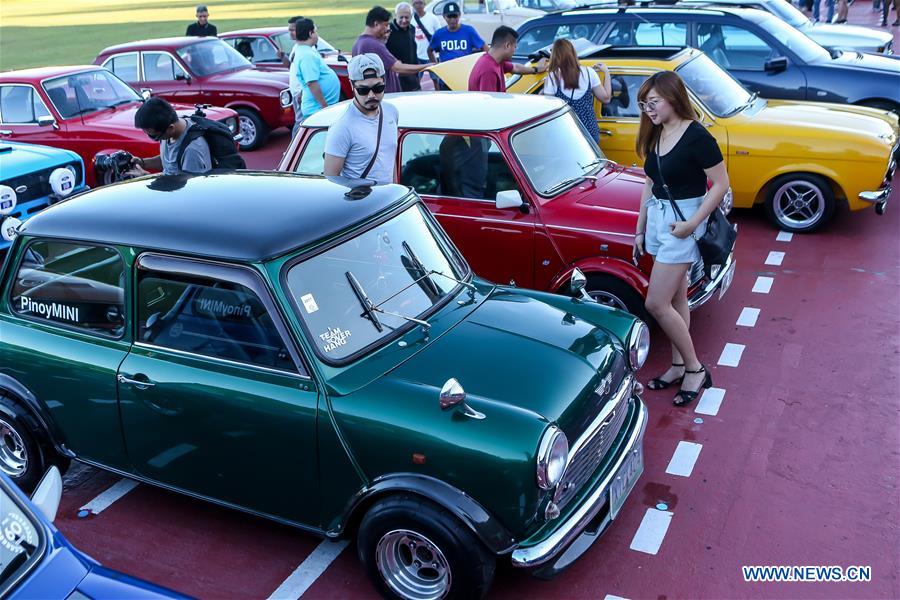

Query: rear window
left=9, top=241, right=126, bottom=338
left=517, top=22, right=606, bottom=56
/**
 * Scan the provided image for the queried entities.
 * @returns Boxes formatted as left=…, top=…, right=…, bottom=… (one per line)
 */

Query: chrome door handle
left=0, top=130, right=12, bottom=136
left=599, top=129, right=613, bottom=136
left=117, top=374, right=155, bottom=389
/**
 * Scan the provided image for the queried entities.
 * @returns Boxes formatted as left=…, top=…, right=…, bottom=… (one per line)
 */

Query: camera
left=94, top=150, right=137, bottom=186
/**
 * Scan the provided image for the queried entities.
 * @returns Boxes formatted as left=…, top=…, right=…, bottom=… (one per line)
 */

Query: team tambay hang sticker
left=319, top=326, right=351, bottom=352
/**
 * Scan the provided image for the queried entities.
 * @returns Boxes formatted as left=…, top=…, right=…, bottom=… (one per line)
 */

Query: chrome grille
left=553, top=378, right=632, bottom=510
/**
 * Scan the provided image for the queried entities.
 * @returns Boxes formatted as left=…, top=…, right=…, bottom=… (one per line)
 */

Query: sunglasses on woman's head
left=354, top=83, right=386, bottom=96
left=637, top=99, right=662, bottom=113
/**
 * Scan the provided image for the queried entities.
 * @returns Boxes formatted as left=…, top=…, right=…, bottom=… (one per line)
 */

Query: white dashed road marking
left=695, top=387, right=726, bottom=416
left=604, top=595, right=629, bottom=600
left=80, top=478, right=139, bottom=515
left=268, top=539, right=349, bottom=599
left=718, top=343, right=746, bottom=367
left=736, top=307, right=760, bottom=327
left=752, top=276, right=773, bottom=294
left=776, top=231, right=793, bottom=242
left=765, top=251, right=785, bottom=266
left=665, top=441, right=703, bottom=477
left=630, top=508, right=673, bottom=555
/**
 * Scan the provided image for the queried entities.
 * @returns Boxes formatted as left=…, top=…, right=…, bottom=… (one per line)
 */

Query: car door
left=117, top=254, right=319, bottom=524
left=595, top=71, right=646, bottom=166
left=0, top=240, right=131, bottom=470
left=100, top=52, right=141, bottom=87
left=139, top=51, right=200, bottom=104
left=694, top=22, right=807, bottom=100
left=0, top=84, right=63, bottom=144
left=399, top=131, right=536, bottom=288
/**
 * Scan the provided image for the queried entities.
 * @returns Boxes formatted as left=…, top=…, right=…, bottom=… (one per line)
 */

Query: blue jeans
left=813, top=0, right=835, bottom=21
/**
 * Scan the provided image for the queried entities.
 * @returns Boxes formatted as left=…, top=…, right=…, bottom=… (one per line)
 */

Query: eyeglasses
left=636, top=99, right=662, bottom=113
left=354, top=83, right=386, bottom=96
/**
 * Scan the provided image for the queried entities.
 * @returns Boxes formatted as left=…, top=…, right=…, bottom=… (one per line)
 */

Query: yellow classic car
left=430, top=47, right=898, bottom=232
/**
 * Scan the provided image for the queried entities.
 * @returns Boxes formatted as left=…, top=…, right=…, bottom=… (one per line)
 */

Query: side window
left=142, top=52, right=188, bottom=81
left=400, top=133, right=518, bottom=201
left=10, top=241, right=126, bottom=337
left=464, top=0, right=487, bottom=14
left=697, top=24, right=773, bottom=70
left=600, top=74, right=647, bottom=118
left=0, top=86, right=50, bottom=124
left=251, top=38, right=279, bottom=62
left=605, top=21, right=686, bottom=46
left=137, top=270, right=295, bottom=372
left=104, top=54, right=139, bottom=83
left=294, top=130, right=328, bottom=176
left=228, top=37, right=256, bottom=61
left=517, top=22, right=604, bottom=56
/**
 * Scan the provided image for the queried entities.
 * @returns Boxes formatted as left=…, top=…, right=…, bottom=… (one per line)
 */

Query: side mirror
left=440, top=378, right=485, bottom=419
left=764, top=56, right=788, bottom=73
left=569, top=267, right=592, bottom=302
left=140, top=89, right=152, bottom=101
left=337, top=54, right=349, bottom=63
left=174, top=73, right=192, bottom=83
left=495, top=189, right=526, bottom=211
left=37, top=115, right=57, bottom=129
left=30, top=466, right=63, bottom=522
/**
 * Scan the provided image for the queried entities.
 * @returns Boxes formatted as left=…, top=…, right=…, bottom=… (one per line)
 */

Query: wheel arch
left=0, top=374, right=72, bottom=458
left=337, top=473, right=517, bottom=555
left=549, top=257, right=649, bottom=298
left=758, top=169, right=847, bottom=205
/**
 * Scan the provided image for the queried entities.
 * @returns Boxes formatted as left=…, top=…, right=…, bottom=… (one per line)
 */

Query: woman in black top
left=633, top=71, right=730, bottom=406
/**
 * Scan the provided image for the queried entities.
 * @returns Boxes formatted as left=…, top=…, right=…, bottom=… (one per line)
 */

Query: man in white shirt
left=279, top=16, right=305, bottom=136
left=411, top=0, right=442, bottom=86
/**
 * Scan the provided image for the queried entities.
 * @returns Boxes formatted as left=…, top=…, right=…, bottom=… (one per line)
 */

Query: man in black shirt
left=186, top=5, right=217, bottom=37
left=387, top=2, right=421, bottom=91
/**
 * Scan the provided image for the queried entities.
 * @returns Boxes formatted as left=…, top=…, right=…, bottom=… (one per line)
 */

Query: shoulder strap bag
left=655, top=136, right=737, bottom=277
left=360, top=106, right=384, bottom=180
left=414, top=12, right=433, bottom=41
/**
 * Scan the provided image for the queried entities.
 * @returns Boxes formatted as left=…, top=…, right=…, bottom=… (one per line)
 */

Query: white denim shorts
left=644, top=195, right=707, bottom=264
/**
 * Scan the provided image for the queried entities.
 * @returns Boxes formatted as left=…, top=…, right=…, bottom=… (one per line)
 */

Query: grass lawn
left=0, top=0, right=374, bottom=72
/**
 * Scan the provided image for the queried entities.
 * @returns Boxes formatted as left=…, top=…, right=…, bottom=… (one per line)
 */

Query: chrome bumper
left=510, top=398, right=648, bottom=568
left=860, top=185, right=891, bottom=215
left=688, top=252, right=736, bottom=311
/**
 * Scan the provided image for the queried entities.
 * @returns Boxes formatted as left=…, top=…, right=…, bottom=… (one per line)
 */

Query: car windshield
left=273, top=32, right=337, bottom=55
left=765, top=0, right=810, bottom=28
left=177, top=39, right=252, bottom=76
left=42, top=69, right=139, bottom=119
left=285, top=203, right=467, bottom=362
left=677, top=53, right=753, bottom=117
left=511, top=111, right=607, bottom=196
left=0, top=482, right=44, bottom=592
left=749, top=11, right=831, bottom=62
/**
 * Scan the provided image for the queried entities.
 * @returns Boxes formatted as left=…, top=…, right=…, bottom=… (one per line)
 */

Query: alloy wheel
left=0, top=417, right=27, bottom=477
left=773, top=180, right=826, bottom=230
left=375, top=529, right=452, bottom=600
left=238, top=115, right=257, bottom=148
left=588, top=289, right=629, bottom=311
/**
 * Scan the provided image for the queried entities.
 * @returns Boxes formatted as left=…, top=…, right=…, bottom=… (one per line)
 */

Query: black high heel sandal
left=673, top=365, right=712, bottom=407
left=647, top=363, right=685, bottom=390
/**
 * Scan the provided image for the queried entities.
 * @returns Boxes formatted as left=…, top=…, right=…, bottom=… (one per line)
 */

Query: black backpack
left=177, top=115, right=246, bottom=171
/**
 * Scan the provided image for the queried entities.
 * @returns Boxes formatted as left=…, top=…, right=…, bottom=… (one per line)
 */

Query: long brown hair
left=548, top=38, right=582, bottom=91
left=635, top=71, right=696, bottom=160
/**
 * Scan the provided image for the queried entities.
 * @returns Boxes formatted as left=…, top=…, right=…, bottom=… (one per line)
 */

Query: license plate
left=609, top=444, right=644, bottom=519
left=718, top=261, right=736, bottom=300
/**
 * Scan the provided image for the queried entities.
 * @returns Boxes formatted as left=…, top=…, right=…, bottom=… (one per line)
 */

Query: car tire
left=357, top=495, right=496, bottom=600
left=764, top=173, right=836, bottom=234
left=586, top=273, right=648, bottom=320
left=236, top=108, right=269, bottom=151
left=0, top=395, right=67, bottom=493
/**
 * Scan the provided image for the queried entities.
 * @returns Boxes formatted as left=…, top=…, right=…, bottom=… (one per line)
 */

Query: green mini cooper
left=0, top=172, right=649, bottom=599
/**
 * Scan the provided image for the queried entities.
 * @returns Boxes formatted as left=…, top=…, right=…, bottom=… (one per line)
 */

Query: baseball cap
left=348, top=53, right=385, bottom=80
left=443, top=2, right=461, bottom=15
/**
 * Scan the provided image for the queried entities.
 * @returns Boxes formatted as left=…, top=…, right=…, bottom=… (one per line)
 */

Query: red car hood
left=569, top=163, right=645, bottom=214
left=84, top=102, right=236, bottom=137
left=206, top=67, right=289, bottom=89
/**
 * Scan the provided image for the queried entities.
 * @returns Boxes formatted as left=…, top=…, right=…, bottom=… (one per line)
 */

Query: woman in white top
left=542, top=38, right=612, bottom=142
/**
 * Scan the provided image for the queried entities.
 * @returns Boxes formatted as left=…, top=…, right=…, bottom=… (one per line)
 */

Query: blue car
left=1, top=142, right=88, bottom=253
left=0, top=467, right=186, bottom=599
left=514, top=6, right=900, bottom=111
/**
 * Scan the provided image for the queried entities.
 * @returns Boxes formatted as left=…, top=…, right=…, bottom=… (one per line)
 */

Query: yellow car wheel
left=765, top=173, right=836, bottom=234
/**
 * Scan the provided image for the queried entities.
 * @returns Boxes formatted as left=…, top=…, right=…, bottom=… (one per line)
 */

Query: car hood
left=823, top=49, right=900, bottom=73
left=385, top=287, right=632, bottom=432
left=0, top=141, right=79, bottom=177
left=206, top=66, right=290, bottom=89
left=731, top=99, right=898, bottom=157
left=806, top=22, right=893, bottom=51
left=83, top=102, right=235, bottom=136
left=568, top=163, right=645, bottom=214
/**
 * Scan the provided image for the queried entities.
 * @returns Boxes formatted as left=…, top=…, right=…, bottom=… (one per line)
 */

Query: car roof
left=220, top=27, right=287, bottom=36
left=558, top=5, right=728, bottom=16
left=0, top=65, right=104, bottom=82
left=303, top=92, right=567, bottom=131
left=98, top=36, right=218, bottom=55
left=22, top=172, right=413, bottom=262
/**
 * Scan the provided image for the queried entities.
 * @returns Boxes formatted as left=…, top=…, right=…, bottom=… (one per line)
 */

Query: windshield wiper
left=402, top=241, right=442, bottom=298
left=428, top=270, right=476, bottom=293
left=579, top=157, right=605, bottom=173
left=346, top=270, right=383, bottom=332
left=544, top=173, right=598, bottom=195
left=103, top=99, right=136, bottom=110
left=727, top=91, right=758, bottom=116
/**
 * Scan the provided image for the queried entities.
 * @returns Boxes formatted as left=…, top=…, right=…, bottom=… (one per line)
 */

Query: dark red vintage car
left=0, top=66, right=237, bottom=188
left=219, top=27, right=354, bottom=100
left=94, top=37, right=293, bottom=150
left=278, top=92, right=735, bottom=316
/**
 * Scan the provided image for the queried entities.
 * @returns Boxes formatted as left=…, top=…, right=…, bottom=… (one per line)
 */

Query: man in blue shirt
left=427, top=2, right=487, bottom=63
left=293, top=18, right=341, bottom=130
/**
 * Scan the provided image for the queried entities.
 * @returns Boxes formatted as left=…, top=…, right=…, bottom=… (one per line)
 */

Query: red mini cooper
left=278, top=92, right=735, bottom=316
left=0, top=66, right=237, bottom=188
left=94, top=37, right=294, bottom=150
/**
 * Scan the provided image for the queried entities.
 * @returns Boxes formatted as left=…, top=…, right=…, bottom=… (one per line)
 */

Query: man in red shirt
left=467, top=26, right=548, bottom=92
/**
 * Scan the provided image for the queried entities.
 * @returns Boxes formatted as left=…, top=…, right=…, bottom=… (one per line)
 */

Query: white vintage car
left=425, top=0, right=576, bottom=41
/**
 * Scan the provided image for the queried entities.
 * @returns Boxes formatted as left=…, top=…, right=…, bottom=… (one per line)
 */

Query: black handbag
left=655, top=140, right=737, bottom=278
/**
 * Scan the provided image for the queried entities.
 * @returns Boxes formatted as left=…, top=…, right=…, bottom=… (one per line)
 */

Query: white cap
left=348, top=53, right=385, bottom=81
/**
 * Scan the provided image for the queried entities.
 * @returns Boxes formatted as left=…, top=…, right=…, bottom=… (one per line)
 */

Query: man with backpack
left=130, top=97, right=245, bottom=176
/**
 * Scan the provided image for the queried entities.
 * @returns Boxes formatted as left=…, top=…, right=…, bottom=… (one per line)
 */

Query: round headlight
left=628, top=320, right=650, bottom=371
left=280, top=89, right=292, bottom=108
left=49, top=167, right=75, bottom=197
left=536, top=426, right=568, bottom=490
left=0, top=185, right=17, bottom=217
left=225, top=116, right=237, bottom=134
left=1, top=217, right=22, bottom=243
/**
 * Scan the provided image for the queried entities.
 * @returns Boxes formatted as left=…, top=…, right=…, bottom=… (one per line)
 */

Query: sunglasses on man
left=354, top=83, right=386, bottom=96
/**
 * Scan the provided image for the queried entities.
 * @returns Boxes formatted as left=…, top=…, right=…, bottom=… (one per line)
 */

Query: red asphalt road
left=54, top=4, right=899, bottom=598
